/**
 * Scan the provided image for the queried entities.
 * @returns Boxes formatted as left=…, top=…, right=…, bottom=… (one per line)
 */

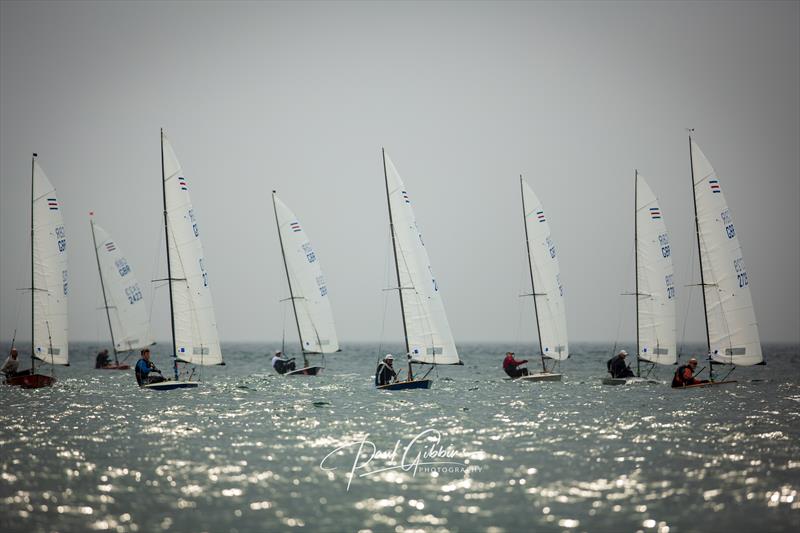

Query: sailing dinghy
left=271, top=191, right=340, bottom=376
left=4, top=155, right=69, bottom=388
left=677, top=134, right=762, bottom=387
left=142, top=130, right=225, bottom=390
left=516, top=177, right=569, bottom=382
left=90, top=215, right=155, bottom=369
left=377, top=150, right=462, bottom=390
left=603, top=171, right=677, bottom=385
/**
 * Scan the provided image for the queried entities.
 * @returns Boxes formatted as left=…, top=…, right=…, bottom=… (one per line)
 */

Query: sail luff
left=519, top=175, right=546, bottom=372
left=90, top=217, right=118, bottom=361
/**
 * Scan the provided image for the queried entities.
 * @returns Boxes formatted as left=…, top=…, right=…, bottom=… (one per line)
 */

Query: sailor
left=135, top=348, right=165, bottom=386
left=502, top=352, right=529, bottom=378
left=607, top=350, right=635, bottom=378
left=375, top=354, right=398, bottom=386
left=95, top=349, right=111, bottom=368
left=271, top=350, right=296, bottom=374
left=671, top=357, right=708, bottom=387
left=1, top=348, right=26, bottom=377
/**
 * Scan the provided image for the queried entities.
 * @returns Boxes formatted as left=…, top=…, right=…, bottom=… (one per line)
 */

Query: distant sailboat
left=89, top=215, right=155, bottom=369
left=682, top=133, right=762, bottom=387
left=377, top=149, right=462, bottom=390
left=5, top=154, right=69, bottom=388
left=142, top=130, right=224, bottom=390
left=516, top=177, right=569, bottom=382
left=271, top=191, right=340, bottom=376
left=603, top=171, right=677, bottom=385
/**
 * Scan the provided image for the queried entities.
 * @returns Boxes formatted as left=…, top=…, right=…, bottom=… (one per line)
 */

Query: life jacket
left=672, top=365, right=691, bottom=387
left=374, top=363, right=385, bottom=386
left=135, top=358, right=146, bottom=386
left=606, top=358, right=614, bottom=375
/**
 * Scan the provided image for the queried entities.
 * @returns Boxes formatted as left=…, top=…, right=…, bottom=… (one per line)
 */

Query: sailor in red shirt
left=671, top=357, right=709, bottom=387
left=502, top=352, right=529, bottom=378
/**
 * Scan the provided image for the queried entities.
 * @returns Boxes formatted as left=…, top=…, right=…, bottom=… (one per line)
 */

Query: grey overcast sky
left=1, top=1, right=798, bottom=346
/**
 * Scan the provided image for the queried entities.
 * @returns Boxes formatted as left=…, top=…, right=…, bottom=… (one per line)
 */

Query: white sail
left=32, top=160, right=69, bottom=365
left=691, top=139, right=762, bottom=365
left=635, top=174, right=676, bottom=365
left=384, top=153, right=459, bottom=365
left=92, top=220, right=155, bottom=353
left=521, top=179, right=569, bottom=360
left=272, top=193, right=339, bottom=354
left=162, top=132, right=223, bottom=366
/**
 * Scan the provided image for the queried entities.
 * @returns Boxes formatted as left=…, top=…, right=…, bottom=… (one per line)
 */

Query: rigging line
left=146, top=218, right=164, bottom=332
left=611, top=238, right=636, bottom=357
left=678, top=223, right=697, bottom=359
left=514, top=240, right=527, bottom=349
left=376, top=232, right=392, bottom=360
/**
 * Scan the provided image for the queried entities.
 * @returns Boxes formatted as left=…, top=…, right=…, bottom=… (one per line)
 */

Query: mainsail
left=91, top=219, right=155, bottom=353
left=383, top=151, right=459, bottom=365
left=161, top=131, right=223, bottom=366
left=635, top=172, right=676, bottom=365
left=520, top=178, right=569, bottom=360
left=690, top=138, right=762, bottom=365
left=272, top=192, right=339, bottom=354
left=32, top=159, right=69, bottom=365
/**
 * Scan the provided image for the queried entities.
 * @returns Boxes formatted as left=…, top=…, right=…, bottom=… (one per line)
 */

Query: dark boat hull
left=5, top=373, right=56, bottom=389
left=377, top=379, right=432, bottom=391
left=98, top=363, right=131, bottom=370
left=673, top=380, right=737, bottom=390
left=142, top=380, right=199, bottom=391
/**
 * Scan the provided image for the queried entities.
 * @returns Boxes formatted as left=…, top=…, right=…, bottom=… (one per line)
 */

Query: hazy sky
left=1, top=1, right=798, bottom=347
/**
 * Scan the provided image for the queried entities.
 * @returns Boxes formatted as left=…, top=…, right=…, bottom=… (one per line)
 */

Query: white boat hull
left=142, top=380, right=199, bottom=390
left=601, top=377, right=660, bottom=386
left=517, top=372, right=562, bottom=382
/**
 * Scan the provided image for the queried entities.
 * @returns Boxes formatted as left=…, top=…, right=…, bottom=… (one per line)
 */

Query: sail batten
left=635, top=173, right=676, bottom=365
left=384, top=153, right=459, bottom=365
left=161, top=132, right=223, bottom=366
left=32, top=160, right=69, bottom=365
left=521, top=179, right=569, bottom=361
left=691, top=139, right=762, bottom=365
left=273, top=193, right=339, bottom=354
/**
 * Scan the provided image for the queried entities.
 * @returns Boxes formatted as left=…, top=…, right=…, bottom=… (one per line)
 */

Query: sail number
left=734, top=257, right=748, bottom=288
left=316, top=275, right=328, bottom=297
left=546, top=236, right=557, bottom=259
left=62, top=269, right=68, bottom=295
left=721, top=209, right=736, bottom=239
left=556, top=273, right=564, bottom=296
left=188, top=209, right=199, bottom=237
left=665, top=274, right=675, bottom=299
left=55, top=225, right=67, bottom=252
left=658, top=233, right=671, bottom=258
left=125, top=283, right=143, bottom=304
left=302, top=242, right=316, bottom=263
left=199, top=258, right=208, bottom=287
left=115, top=258, right=130, bottom=277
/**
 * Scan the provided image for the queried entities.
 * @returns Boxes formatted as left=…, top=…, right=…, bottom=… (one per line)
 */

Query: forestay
left=162, top=132, right=223, bottom=366
left=32, top=161, right=69, bottom=365
left=691, top=140, right=762, bottom=365
left=92, top=222, right=155, bottom=353
left=635, top=174, right=676, bottom=365
left=273, top=193, right=339, bottom=354
left=521, top=179, right=569, bottom=360
left=384, top=154, right=460, bottom=365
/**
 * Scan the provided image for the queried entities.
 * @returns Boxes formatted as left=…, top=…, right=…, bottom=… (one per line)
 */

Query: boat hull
left=142, top=380, right=199, bottom=391
left=601, top=377, right=660, bottom=386
left=673, top=380, right=737, bottom=390
left=377, top=379, right=432, bottom=391
left=517, top=372, right=562, bottom=382
left=98, top=363, right=131, bottom=370
left=285, top=366, right=323, bottom=376
left=4, top=373, right=56, bottom=389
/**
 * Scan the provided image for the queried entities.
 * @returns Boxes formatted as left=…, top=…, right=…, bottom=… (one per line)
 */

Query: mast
left=272, top=191, right=308, bottom=368
left=520, top=175, right=547, bottom=373
left=634, top=170, right=641, bottom=378
left=161, top=129, right=179, bottom=381
left=90, top=216, right=119, bottom=364
left=383, top=148, right=413, bottom=380
left=30, top=153, right=36, bottom=374
left=688, top=132, right=714, bottom=380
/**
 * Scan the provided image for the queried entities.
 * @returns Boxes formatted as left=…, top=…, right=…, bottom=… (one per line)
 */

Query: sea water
left=1, top=342, right=798, bottom=532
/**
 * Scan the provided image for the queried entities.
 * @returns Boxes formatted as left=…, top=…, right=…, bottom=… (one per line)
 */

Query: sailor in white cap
left=607, top=349, right=635, bottom=378
left=375, top=353, right=398, bottom=386
left=271, top=350, right=296, bottom=374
